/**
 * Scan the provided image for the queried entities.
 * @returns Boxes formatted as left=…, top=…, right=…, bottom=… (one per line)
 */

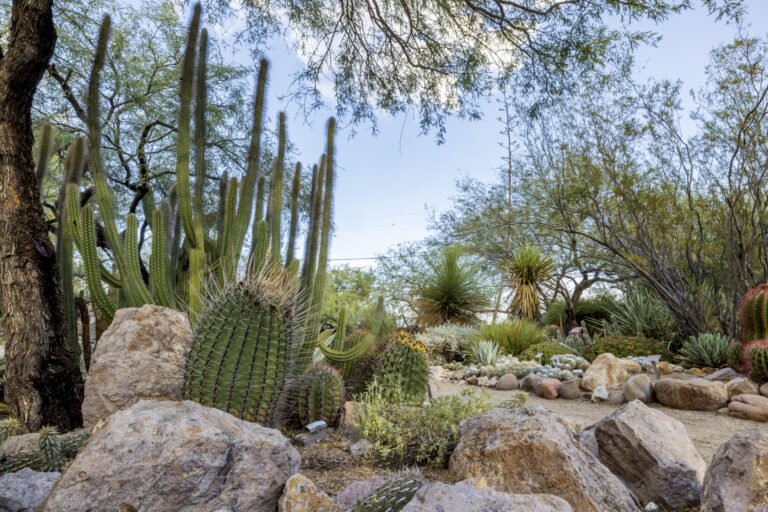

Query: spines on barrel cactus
left=741, top=284, right=768, bottom=343
left=350, top=470, right=423, bottom=512
left=184, top=270, right=312, bottom=427
left=293, top=364, right=344, bottom=427
left=374, top=332, right=429, bottom=406
left=744, top=340, right=768, bottom=382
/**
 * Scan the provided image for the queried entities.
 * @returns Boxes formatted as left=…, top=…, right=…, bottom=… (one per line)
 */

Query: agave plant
left=604, top=284, right=676, bottom=340
left=678, top=333, right=731, bottom=369
left=415, top=247, right=491, bottom=327
left=504, top=244, right=554, bottom=320
left=471, top=340, right=500, bottom=366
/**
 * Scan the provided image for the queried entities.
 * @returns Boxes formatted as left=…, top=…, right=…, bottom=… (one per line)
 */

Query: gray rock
left=401, top=480, right=573, bottom=512
left=654, top=378, right=728, bottom=411
left=726, top=378, right=760, bottom=399
left=0, top=468, right=60, bottom=512
left=520, top=373, right=542, bottom=392
left=591, top=385, right=609, bottom=402
left=449, top=408, right=641, bottom=512
left=559, top=378, right=582, bottom=399
left=334, top=476, right=388, bottom=507
left=592, top=400, right=706, bottom=510
left=495, top=374, right=519, bottom=390
left=81, top=305, right=194, bottom=426
left=294, top=429, right=328, bottom=447
left=41, top=400, right=300, bottom=512
left=761, top=382, right=768, bottom=397
left=701, top=428, right=768, bottom=512
left=728, top=394, right=768, bottom=422
left=625, top=374, right=654, bottom=403
left=705, top=368, right=741, bottom=382
left=578, top=427, right=599, bottom=458
left=608, top=390, right=626, bottom=405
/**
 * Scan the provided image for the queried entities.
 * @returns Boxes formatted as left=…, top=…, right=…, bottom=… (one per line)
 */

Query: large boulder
left=653, top=378, right=728, bottom=411
left=520, top=373, right=542, bottom=392
left=728, top=394, right=768, bottom=422
left=701, top=428, right=768, bottom=512
left=726, top=378, right=760, bottom=399
left=42, top=400, right=300, bottom=512
left=624, top=374, right=654, bottom=403
left=401, top=479, right=573, bottom=512
left=582, top=353, right=628, bottom=391
left=0, top=469, right=60, bottom=512
left=591, top=400, right=706, bottom=509
left=495, top=374, right=519, bottom=390
left=278, top=474, right=341, bottom=512
left=81, top=305, right=194, bottom=426
left=449, top=408, right=640, bottom=512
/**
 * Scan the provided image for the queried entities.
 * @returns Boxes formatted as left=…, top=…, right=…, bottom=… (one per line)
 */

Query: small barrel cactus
left=741, top=284, right=768, bottom=342
left=294, top=364, right=344, bottom=427
left=350, top=470, right=423, bottom=512
left=744, top=340, right=768, bottom=382
left=374, top=331, right=429, bottom=406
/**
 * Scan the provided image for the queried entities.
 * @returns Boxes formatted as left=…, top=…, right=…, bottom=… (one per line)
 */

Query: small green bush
left=519, top=341, right=575, bottom=362
left=354, top=379, right=491, bottom=467
left=477, top=319, right=546, bottom=356
left=416, top=323, right=478, bottom=363
left=678, top=333, right=731, bottom=369
left=581, top=335, right=675, bottom=362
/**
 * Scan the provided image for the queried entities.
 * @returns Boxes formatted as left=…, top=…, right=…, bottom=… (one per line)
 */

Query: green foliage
left=184, top=272, right=310, bottom=427
left=678, top=333, right=731, bottom=368
left=354, top=381, right=491, bottom=467
left=542, top=297, right=615, bottom=329
left=478, top=319, right=547, bottom=356
left=0, top=427, right=90, bottom=476
left=471, top=340, right=500, bottom=366
left=519, top=341, right=575, bottom=362
left=374, top=332, right=430, bottom=406
left=603, top=285, right=678, bottom=341
left=415, top=323, right=478, bottom=363
left=503, top=244, right=554, bottom=320
left=581, top=335, right=675, bottom=362
left=415, top=247, right=490, bottom=327
left=293, top=364, right=344, bottom=427
left=350, top=470, right=424, bottom=512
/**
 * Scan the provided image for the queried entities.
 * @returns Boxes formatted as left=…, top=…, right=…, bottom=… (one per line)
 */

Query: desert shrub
left=500, top=391, right=528, bottom=409
left=677, top=333, right=731, bottom=368
left=541, top=296, right=615, bottom=329
left=581, top=335, right=675, bottom=362
left=471, top=340, right=500, bottom=366
left=477, top=319, right=546, bottom=356
left=518, top=341, right=575, bottom=362
left=416, top=323, right=478, bottom=363
left=354, top=379, right=491, bottom=467
left=603, top=285, right=678, bottom=341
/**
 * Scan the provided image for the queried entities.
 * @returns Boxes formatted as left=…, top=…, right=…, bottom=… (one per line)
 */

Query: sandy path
left=431, top=379, right=768, bottom=464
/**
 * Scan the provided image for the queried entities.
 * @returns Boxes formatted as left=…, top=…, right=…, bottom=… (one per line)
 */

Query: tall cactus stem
left=35, top=123, right=54, bottom=195
left=286, top=162, right=301, bottom=265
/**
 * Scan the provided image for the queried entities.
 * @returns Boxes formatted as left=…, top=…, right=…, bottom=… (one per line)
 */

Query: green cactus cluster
left=349, top=470, right=424, bottom=512
left=373, top=332, right=429, bottom=406
left=733, top=284, right=768, bottom=382
left=0, top=421, right=90, bottom=476
left=293, top=364, right=344, bottom=427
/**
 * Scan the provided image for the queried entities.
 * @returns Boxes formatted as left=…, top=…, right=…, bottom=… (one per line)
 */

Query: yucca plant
left=603, top=284, right=677, bottom=340
left=504, top=244, right=554, bottom=320
left=678, top=333, right=730, bottom=369
left=471, top=340, right=500, bottom=366
left=415, top=247, right=490, bottom=327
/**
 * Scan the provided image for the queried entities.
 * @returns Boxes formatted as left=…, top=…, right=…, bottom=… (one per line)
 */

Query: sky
left=222, top=1, right=768, bottom=268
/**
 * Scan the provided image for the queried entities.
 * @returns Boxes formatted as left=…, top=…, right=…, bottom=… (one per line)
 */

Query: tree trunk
left=0, top=0, right=84, bottom=430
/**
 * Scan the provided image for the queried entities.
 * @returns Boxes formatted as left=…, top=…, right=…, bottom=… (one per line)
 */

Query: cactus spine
left=294, top=364, right=344, bottom=427
left=350, top=470, right=423, bottom=512
left=374, top=332, right=429, bottom=406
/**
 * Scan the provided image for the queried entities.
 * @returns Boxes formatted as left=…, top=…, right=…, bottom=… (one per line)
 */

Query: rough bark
left=0, top=0, right=84, bottom=430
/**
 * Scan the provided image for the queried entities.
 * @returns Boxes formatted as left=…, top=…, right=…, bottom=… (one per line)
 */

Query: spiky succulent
left=744, top=340, right=768, bottom=382
left=373, top=332, right=429, bottom=406
left=678, top=333, right=731, bottom=368
left=293, top=364, right=344, bottom=427
left=471, top=340, right=500, bottom=366
left=350, top=470, right=423, bottom=512
left=0, top=427, right=90, bottom=476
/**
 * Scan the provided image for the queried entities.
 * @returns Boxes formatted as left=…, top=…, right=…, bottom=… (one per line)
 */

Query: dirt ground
left=431, top=378, right=768, bottom=464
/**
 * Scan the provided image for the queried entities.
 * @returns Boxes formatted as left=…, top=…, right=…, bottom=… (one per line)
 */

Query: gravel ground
left=431, top=378, right=768, bottom=464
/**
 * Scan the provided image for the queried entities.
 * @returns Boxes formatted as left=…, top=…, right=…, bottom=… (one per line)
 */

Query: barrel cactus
left=293, top=364, right=344, bottom=427
left=350, top=470, right=423, bottom=512
left=744, top=340, right=768, bottom=382
left=184, top=271, right=311, bottom=427
left=374, top=331, right=429, bottom=406
left=741, top=284, right=768, bottom=342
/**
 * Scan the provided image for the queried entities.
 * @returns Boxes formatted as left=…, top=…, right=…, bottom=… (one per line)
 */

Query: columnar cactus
left=0, top=425, right=90, bottom=476
left=293, top=364, right=344, bottom=427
